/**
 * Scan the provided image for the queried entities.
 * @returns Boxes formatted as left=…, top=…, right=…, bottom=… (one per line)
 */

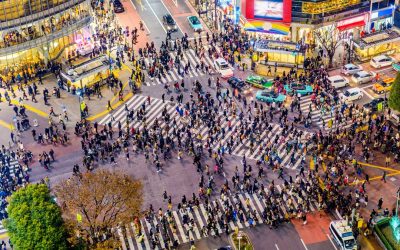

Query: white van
left=328, top=75, right=349, bottom=89
left=329, top=220, right=357, bottom=250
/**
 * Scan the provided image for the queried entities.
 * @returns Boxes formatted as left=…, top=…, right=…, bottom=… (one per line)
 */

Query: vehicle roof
left=330, top=220, right=353, bottom=235
left=328, top=75, right=345, bottom=80
left=355, top=71, right=370, bottom=76
left=344, top=63, right=357, bottom=68
left=373, top=55, right=389, bottom=60
left=216, top=58, right=227, bottom=63
left=347, top=87, right=361, bottom=92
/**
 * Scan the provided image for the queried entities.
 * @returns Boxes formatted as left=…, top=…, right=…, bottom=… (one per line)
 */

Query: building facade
left=0, top=0, right=93, bottom=79
left=240, top=0, right=399, bottom=63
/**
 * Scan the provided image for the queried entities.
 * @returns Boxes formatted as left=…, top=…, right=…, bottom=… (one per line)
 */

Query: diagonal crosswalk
left=99, top=96, right=310, bottom=170
left=118, top=182, right=320, bottom=250
left=142, top=48, right=216, bottom=87
left=0, top=159, right=26, bottom=234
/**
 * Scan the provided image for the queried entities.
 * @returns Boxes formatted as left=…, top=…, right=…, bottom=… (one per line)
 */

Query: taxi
left=372, top=77, right=394, bottom=94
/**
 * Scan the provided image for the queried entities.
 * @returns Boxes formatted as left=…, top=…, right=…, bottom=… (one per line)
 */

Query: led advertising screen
left=254, top=0, right=283, bottom=20
left=245, top=0, right=291, bottom=23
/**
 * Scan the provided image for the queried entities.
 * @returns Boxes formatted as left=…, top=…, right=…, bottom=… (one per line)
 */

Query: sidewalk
left=116, top=0, right=150, bottom=50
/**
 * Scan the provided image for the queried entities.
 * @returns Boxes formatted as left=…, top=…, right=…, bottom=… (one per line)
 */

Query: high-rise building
left=0, top=0, right=93, bottom=79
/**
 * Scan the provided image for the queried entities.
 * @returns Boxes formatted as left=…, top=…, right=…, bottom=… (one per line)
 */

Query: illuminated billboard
left=245, top=0, right=291, bottom=23
left=254, top=0, right=283, bottom=20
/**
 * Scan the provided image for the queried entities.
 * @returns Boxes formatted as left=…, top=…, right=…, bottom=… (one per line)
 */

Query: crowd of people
left=0, top=1, right=399, bottom=249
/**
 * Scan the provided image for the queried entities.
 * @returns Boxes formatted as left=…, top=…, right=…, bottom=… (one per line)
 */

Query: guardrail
left=0, top=16, right=93, bottom=56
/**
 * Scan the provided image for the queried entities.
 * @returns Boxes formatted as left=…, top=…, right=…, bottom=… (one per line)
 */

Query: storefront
left=253, top=39, right=304, bottom=65
left=353, top=27, right=400, bottom=61
left=336, top=14, right=368, bottom=40
left=60, top=55, right=114, bottom=94
left=369, top=6, right=395, bottom=32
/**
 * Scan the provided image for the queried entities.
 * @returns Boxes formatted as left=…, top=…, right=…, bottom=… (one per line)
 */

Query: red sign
left=337, top=14, right=367, bottom=31
left=245, top=0, right=292, bottom=23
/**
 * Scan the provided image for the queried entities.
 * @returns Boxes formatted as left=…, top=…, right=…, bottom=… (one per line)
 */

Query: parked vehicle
left=227, top=77, right=248, bottom=91
left=214, top=58, right=233, bottom=78
left=327, top=75, right=349, bottom=89
left=163, top=14, right=178, bottom=32
left=351, top=71, right=375, bottom=84
left=284, top=83, right=313, bottom=96
left=372, top=78, right=394, bottom=94
left=112, top=0, right=124, bottom=13
left=187, top=16, right=202, bottom=32
left=370, top=55, right=394, bottom=68
left=339, top=87, right=363, bottom=103
left=256, top=91, right=286, bottom=103
left=341, top=63, right=363, bottom=75
left=245, top=75, right=273, bottom=89
left=329, top=220, right=357, bottom=250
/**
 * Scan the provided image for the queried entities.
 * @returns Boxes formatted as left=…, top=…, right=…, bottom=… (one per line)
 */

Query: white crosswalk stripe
left=99, top=96, right=309, bottom=170
left=119, top=182, right=321, bottom=249
left=141, top=48, right=216, bottom=87
left=0, top=159, right=25, bottom=235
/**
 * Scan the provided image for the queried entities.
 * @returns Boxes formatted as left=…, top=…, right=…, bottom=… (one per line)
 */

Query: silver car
left=351, top=71, right=375, bottom=84
left=341, top=64, right=363, bottom=76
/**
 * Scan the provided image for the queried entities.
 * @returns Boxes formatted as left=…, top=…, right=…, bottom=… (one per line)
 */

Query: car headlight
left=167, top=26, right=171, bottom=30
left=173, top=25, right=177, bottom=29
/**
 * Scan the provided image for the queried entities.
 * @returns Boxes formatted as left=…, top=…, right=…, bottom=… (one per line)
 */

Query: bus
left=329, top=220, right=357, bottom=250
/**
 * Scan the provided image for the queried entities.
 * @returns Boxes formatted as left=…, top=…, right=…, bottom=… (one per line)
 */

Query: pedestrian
left=385, top=155, right=390, bottom=167
left=378, top=198, right=383, bottom=210
left=107, top=100, right=113, bottom=111
left=381, top=171, right=387, bottom=183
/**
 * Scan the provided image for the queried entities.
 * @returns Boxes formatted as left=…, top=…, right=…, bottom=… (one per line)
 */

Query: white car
left=327, top=75, right=349, bottom=89
left=341, top=63, right=363, bottom=75
left=370, top=55, right=394, bottom=68
left=351, top=71, right=376, bottom=84
left=214, top=58, right=233, bottom=78
left=339, top=87, right=363, bottom=103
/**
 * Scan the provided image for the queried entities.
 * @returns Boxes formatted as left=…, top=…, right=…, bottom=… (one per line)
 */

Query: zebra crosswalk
left=142, top=48, right=216, bottom=87
left=0, top=159, right=25, bottom=234
left=299, top=95, right=353, bottom=131
left=118, top=183, right=321, bottom=250
left=99, top=95, right=309, bottom=169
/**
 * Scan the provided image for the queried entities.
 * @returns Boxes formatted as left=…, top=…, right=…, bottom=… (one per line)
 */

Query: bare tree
left=54, top=169, right=143, bottom=249
left=313, top=23, right=344, bottom=68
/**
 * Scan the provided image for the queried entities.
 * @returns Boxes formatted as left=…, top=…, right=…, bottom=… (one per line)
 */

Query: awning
left=244, top=20, right=290, bottom=36
left=337, top=20, right=365, bottom=31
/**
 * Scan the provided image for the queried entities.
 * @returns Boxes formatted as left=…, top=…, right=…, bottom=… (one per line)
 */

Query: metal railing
left=0, top=0, right=88, bottom=32
left=0, top=15, right=93, bottom=56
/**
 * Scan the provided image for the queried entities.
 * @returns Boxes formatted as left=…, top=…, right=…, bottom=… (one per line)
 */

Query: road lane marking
left=327, top=234, right=338, bottom=250
left=130, top=0, right=137, bottom=9
left=0, top=120, right=13, bottom=130
left=301, top=238, right=309, bottom=250
left=144, top=0, right=167, bottom=33
left=361, top=89, right=374, bottom=100
left=275, top=243, right=280, bottom=250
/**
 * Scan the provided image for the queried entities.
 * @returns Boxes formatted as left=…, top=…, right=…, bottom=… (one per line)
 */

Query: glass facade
left=0, top=0, right=92, bottom=80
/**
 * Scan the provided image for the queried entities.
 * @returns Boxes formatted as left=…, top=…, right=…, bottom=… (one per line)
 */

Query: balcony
left=0, top=0, right=88, bottom=32
left=0, top=15, right=93, bottom=56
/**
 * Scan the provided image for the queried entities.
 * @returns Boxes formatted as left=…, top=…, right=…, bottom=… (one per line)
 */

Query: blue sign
left=234, top=6, right=240, bottom=24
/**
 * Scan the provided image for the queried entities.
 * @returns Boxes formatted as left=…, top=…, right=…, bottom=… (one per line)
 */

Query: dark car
left=363, top=98, right=387, bottom=113
left=163, top=14, right=177, bottom=32
left=227, top=77, right=248, bottom=91
left=113, top=0, right=125, bottom=13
